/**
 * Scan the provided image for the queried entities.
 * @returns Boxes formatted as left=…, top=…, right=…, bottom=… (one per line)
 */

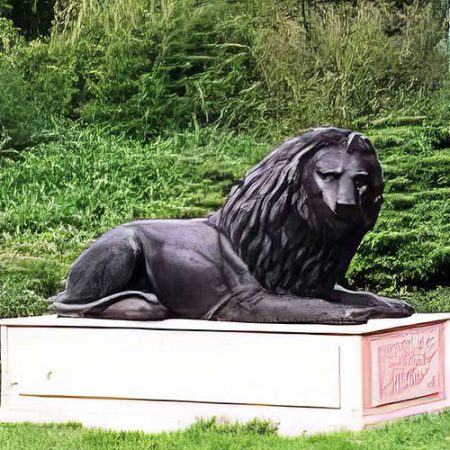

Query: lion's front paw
left=368, top=294, right=415, bottom=317
left=345, top=302, right=414, bottom=324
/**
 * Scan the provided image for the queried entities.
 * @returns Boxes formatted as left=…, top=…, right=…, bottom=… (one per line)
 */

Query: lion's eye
left=318, top=171, right=340, bottom=181
left=354, top=174, right=369, bottom=188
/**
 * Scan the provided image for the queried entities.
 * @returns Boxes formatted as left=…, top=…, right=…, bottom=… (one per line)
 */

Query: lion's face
left=217, top=128, right=383, bottom=294
left=302, top=145, right=383, bottom=230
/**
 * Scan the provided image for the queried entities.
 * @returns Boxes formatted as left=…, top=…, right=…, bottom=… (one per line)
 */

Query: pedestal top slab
left=1, top=313, right=449, bottom=335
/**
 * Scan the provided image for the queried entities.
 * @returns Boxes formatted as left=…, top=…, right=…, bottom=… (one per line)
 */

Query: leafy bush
left=0, top=16, right=74, bottom=150
left=0, top=257, right=64, bottom=318
left=251, top=1, right=448, bottom=130
left=0, top=125, right=269, bottom=317
left=0, top=18, right=50, bottom=150
left=0, top=126, right=269, bottom=258
left=49, top=0, right=449, bottom=134
left=1, top=0, right=447, bottom=146
left=46, top=0, right=262, bottom=138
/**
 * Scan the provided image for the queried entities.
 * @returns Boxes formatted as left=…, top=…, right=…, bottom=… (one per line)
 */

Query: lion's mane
left=212, top=127, right=383, bottom=298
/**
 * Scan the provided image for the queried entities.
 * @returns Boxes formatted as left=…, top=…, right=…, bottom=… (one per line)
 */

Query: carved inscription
left=365, top=323, right=444, bottom=408
left=379, top=332, right=438, bottom=397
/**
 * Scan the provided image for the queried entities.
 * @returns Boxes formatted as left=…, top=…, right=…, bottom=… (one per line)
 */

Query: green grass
left=0, top=124, right=449, bottom=318
left=1, top=414, right=450, bottom=449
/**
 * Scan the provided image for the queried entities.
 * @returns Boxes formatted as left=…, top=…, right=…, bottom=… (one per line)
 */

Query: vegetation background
left=0, top=1, right=449, bottom=446
left=1, top=0, right=449, bottom=317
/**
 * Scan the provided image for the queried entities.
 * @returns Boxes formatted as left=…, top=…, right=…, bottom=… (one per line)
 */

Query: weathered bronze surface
left=53, top=127, right=414, bottom=324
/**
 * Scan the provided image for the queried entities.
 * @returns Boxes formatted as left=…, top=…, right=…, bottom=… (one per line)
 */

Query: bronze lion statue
left=53, top=127, right=414, bottom=324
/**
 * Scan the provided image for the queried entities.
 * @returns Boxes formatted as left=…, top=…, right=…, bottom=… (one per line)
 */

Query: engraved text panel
left=365, top=323, right=445, bottom=408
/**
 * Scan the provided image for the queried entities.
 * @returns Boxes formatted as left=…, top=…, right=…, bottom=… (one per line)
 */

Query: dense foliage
left=0, top=0, right=449, bottom=317
left=0, top=0, right=449, bottom=147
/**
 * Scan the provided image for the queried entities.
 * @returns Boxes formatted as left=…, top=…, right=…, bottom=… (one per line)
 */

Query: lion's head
left=212, top=127, right=383, bottom=298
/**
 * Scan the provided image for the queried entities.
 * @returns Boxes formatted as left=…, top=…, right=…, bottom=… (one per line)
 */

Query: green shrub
left=1, top=123, right=449, bottom=292
left=0, top=125, right=270, bottom=317
left=2, top=0, right=443, bottom=142
left=0, top=19, right=50, bottom=150
left=1, top=2, right=449, bottom=317
left=0, top=17, right=73, bottom=150
left=46, top=0, right=262, bottom=138
left=251, top=1, right=448, bottom=129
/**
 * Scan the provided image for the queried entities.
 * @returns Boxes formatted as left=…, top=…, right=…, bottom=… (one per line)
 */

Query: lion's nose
left=335, top=178, right=359, bottom=217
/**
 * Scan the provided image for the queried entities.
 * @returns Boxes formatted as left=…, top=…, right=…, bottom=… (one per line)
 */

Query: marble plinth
left=1, top=313, right=449, bottom=435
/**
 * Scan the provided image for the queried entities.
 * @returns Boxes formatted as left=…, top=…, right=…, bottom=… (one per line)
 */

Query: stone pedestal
left=1, top=313, right=449, bottom=435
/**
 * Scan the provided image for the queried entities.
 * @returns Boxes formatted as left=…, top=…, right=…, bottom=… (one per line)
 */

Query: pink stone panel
left=363, top=322, right=445, bottom=410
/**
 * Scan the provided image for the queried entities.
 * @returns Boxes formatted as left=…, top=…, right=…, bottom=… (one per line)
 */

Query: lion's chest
left=252, top=233, right=343, bottom=298
left=290, top=243, right=342, bottom=297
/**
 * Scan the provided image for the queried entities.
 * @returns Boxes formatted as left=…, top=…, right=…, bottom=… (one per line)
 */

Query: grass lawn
left=1, top=414, right=450, bottom=450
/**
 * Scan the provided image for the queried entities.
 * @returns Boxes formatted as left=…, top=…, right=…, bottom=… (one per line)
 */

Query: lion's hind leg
left=53, top=225, right=172, bottom=320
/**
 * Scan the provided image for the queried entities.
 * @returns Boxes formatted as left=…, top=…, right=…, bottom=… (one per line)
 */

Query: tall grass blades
left=251, top=1, right=448, bottom=129
left=1, top=1, right=449, bottom=145
left=47, top=0, right=261, bottom=138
